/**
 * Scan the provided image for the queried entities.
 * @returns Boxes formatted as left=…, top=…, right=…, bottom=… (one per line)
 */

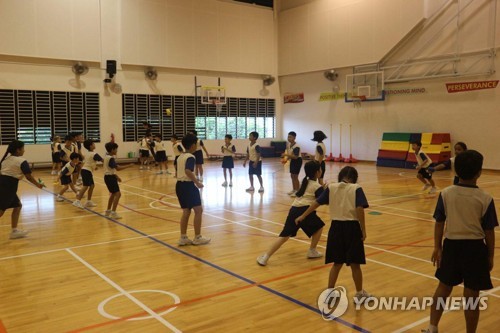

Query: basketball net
left=212, top=99, right=224, bottom=112
left=351, top=95, right=366, bottom=108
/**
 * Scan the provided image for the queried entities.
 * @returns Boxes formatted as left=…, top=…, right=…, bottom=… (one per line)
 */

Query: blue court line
left=38, top=187, right=370, bottom=332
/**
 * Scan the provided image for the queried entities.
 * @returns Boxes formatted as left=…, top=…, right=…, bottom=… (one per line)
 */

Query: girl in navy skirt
left=221, top=134, right=236, bottom=187
left=0, top=140, right=44, bottom=239
left=50, top=135, right=62, bottom=175
left=296, top=166, right=371, bottom=302
left=257, top=161, right=325, bottom=266
left=311, top=130, right=327, bottom=185
left=189, top=130, right=209, bottom=182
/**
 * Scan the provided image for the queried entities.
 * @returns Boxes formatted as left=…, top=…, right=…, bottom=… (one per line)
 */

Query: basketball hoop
left=212, top=99, right=224, bottom=112
left=351, top=95, right=366, bottom=108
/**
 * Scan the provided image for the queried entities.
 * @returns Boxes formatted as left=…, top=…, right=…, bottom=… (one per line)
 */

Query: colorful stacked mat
left=377, top=132, right=451, bottom=169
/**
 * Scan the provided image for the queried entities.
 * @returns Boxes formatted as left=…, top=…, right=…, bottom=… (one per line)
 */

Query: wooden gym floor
left=0, top=159, right=499, bottom=332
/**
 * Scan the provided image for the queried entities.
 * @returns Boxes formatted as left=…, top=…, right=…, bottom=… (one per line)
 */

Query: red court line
left=365, top=236, right=434, bottom=257
left=0, top=320, right=8, bottom=333
left=66, top=233, right=435, bottom=332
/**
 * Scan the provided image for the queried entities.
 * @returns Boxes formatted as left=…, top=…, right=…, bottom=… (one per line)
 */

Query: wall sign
left=446, top=80, right=499, bottom=93
left=284, top=92, right=304, bottom=103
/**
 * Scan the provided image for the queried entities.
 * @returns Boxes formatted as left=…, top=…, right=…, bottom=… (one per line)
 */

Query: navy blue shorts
left=326, top=220, right=366, bottom=265
left=290, top=158, right=303, bottom=175
left=176, top=181, right=202, bottom=209
left=60, top=175, right=72, bottom=185
left=194, top=150, right=204, bottom=165
left=155, top=151, right=167, bottom=162
left=320, top=161, right=326, bottom=179
left=81, top=169, right=94, bottom=186
left=222, top=156, right=234, bottom=169
left=52, top=152, right=61, bottom=163
left=418, top=168, right=432, bottom=180
left=104, top=175, right=120, bottom=193
left=279, top=206, right=325, bottom=238
left=248, top=160, right=262, bottom=175
left=140, top=149, right=150, bottom=158
left=436, top=238, right=493, bottom=290
left=0, top=176, right=21, bottom=210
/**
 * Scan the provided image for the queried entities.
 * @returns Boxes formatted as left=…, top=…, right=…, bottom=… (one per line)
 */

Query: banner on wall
left=445, top=80, right=499, bottom=93
left=385, top=87, right=426, bottom=95
left=318, top=92, right=344, bottom=101
left=284, top=92, right=304, bottom=103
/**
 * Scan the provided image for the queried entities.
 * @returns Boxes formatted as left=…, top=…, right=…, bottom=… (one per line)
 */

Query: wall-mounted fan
left=263, top=75, right=275, bottom=86
left=323, top=69, right=338, bottom=81
left=145, top=67, right=158, bottom=80
left=72, top=62, right=89, bottom=76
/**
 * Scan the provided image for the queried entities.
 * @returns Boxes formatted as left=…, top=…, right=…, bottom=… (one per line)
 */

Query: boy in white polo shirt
left=412, top=140, right=437, bottom=194
left=243, top=131, right=264, bottom=193
left=423, top=150, right=497, bottom=333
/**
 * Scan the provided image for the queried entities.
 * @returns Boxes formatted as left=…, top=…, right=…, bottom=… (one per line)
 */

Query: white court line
left=0, top=214, right=90, bottom=228
left=370, top=204, right=434, bottom=216
left=0, top=222, right=231, bottom=261
left=66, top=248, right=181, bottom=333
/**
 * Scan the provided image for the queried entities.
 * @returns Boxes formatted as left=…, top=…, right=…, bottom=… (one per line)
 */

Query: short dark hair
left=411, top=140, right=422, bottom=147
left=225, top=134, right=233, bottom=140
left=69, top=152, right=80, bottom=160
left=288, top=131, right=297, bottom=137
left=249, top=131, right=259, bottom=139
left=455, top=150, right=483, bottom=180
left=338, top=166, right=358, bottom=183
left=105, top=142, right=118, bottom=153
left=190, top=130, right=198, bottom=136
left=182, top=133, right=197, bottom=151
left=312, top=130, right=327, bottom=142
left=83, top=139, right=94, bottom=151
left=171, top=134, right=179, bottom=140
left=455, top=141, right=467, bottom=151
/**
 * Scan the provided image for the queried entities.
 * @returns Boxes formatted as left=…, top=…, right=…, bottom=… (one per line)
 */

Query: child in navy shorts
left=176, top=133, right=211, bottom=246
left=0, top=140, right=44, bottom=239
left=243, top=131, right=264, bottom=193
left=411, top=140, right=437, bottom=193
left=56, top=152, right=81, bottom=202
left=423, top=150, right=497, bottom=333
left=257, top=161, right=325, bottom=266
left=73, top=139, right=103, bottom=209
left=103, top=142, right=131, bottom=219
left=296, top=166, right=371, bottom=302
left=221, top=134, right=236, bottom=187
left=282, top=131, right=302, bottom=197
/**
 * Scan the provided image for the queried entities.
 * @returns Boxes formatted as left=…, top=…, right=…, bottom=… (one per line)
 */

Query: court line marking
left=66, top=249, right=181, bottom=333
left=0, top=223, right=230, bottom=262
left=0, top=214, right=90, bottom=228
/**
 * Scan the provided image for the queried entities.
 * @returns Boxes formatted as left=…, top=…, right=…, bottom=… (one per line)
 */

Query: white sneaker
left=51, top=170, right=57, bottom=175
left=307, top=248, right=323, bottom=258
left=85, top=200, right=97, bottom=208
left=192, top=235, right=211, bottom=245
left=222, top=181, right=228, bottom=187
left=257, top=254, right=269, bottom=266
left=422, top=184, right=431, bottom=191
left=104, top=210, right=112, bottom=217
left=246, top=187, right=255, bottom=192
left=199, top=176, right=204, bottom=183
left=290, top=192, right=297, bottom=197
left=287, top=189, right=295, bottom=195
left=156, top=171, right=163, bottom=175
left=178, top=237, right=192, bottom=246
left=110, top=211, right=122, bottom=219
left=229, top=181, right=233, bottom=187
left=258, top=187, right=264, bottom=193
left=166, top=170, right=172, bottom=174
left=139, top=166, right=144, bottom=170
left=354, top=290, right=374, bottom=304
left=56, top=195, right=64, bottom=202
left=429, top=187, right=437, bottom=194
left=9, top=229, right=29, bottom=239
left=72, top=200, right=84, bottom=209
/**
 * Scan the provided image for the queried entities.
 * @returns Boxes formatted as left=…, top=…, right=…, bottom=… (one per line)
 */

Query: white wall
left=278, top=0, right=424, bottom=75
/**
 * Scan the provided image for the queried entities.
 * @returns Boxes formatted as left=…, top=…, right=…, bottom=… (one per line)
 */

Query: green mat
left=368, top=211, right=382, bottom=215
left=382, top=133, right=411, bottom=142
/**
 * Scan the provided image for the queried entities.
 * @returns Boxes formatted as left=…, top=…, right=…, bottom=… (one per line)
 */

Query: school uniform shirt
left=82, top=152, right=104, bottom=172
left=173, top=142, right=184, bottom=156
left=317, top=182, right=369, bottom=220
left=60, top=144, right=76, bottom=161
left=246, top=143, right=261, bottom=162
left=176, top=153, right=196, bottom=182
left=292, top=180, right=323, bottom=207
left=103, top=154, right=117, bottom=175
left=223, top=144, right=236, bottom=156
left=140, top=138, right=150, bottom=151
left=195, top=139, right=205, bottom=152
left=51, top=142, right=61, bottom=154
left=0, top=156, right=31, bottom=180
left=154, top=141, right=166, bottom=153
left=288, top=142, right=301, bottom=159
left=433, top=184, right=498, bottom=240
left=314, top=143, right=326, bottom=162
left=415, top=149, right=431, bottom=168
left=61, top=162, right=77, bottom=177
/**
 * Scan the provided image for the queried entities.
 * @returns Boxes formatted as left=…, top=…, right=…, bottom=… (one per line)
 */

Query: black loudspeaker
left=106, top=60, right=117, bottom=78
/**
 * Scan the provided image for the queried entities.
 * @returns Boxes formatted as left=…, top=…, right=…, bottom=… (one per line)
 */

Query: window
left=122, top=94, right=276, bottom=141
left=0, top=89, right=100, bottom=145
